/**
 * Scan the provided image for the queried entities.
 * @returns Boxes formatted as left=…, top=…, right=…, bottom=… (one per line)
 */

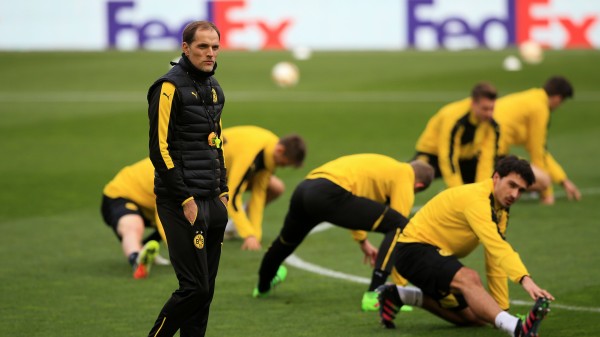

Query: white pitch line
left=285, top=187, right=600, bottom=313
left=511, top=300, right=600, bottom=313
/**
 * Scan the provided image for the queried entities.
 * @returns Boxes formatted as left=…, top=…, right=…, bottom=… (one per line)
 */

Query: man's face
left=471, top=97, right=495, bottom=123
left=182, top=29, right=220, bottom=72
left=493, top=172, right=528, bottom=208
left=273, top=145, right=295, bottom=168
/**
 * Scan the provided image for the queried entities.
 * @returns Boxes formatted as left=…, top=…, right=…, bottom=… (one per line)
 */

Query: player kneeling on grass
left=377, top=155, right=553, bottom=337
left=101, top=157, right=170, bottom=279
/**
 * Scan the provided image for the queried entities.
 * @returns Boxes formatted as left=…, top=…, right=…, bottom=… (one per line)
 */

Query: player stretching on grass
left=253, top=154, right=434, bottom=311
left=495, top=76, right=581, bottom=205
left=101, top=157, right=169, bottom=279
left=377, top=156, right=553, bottom=337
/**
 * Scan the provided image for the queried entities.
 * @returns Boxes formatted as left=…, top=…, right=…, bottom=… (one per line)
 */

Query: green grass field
left=1, top=49, right=599, bottom=337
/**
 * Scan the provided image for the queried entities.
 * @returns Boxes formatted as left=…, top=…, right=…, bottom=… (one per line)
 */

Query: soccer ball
left=502, top=55, right=522, bottom=71
left=519, top=41, right=543, bottom=64
left=271, top=61, right=299, bottom=88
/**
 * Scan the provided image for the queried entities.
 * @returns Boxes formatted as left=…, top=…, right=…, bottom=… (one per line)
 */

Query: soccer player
left=414, top=82, right=500, bottom=188
left=377, top=156, right=553, bottom=337
left=495, top=76, right=581, bottom=205
left=101, top=157, right=169, bottom=279
left=253, top=154, right=434, bottom=311
left=222, top=125, right=306, bottom=251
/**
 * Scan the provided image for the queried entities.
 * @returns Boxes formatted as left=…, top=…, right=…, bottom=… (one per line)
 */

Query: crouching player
left=377, top=156, right=553, bottom=337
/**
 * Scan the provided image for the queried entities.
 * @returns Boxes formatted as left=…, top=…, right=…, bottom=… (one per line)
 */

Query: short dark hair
left=495, top=155, right=535, bottom=187
left=471, top=82, right=498, bottom=102
left=182, top=21, right=220, bottom=44
left=279, top=134, right=306, bottom=167
left=543, top=76, right=574, bottom=100
left=410, top=160, right=435, bottom=192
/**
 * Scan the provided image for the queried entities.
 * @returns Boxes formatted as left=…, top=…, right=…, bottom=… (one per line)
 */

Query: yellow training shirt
left=415, top=98, right=499, bottom=188
left=306, top=154, right=415, bottom=242
left=495, top=88, right=568, bottom=197
left=223, top=126, right=279, bottom=241
left=399, top=179, right=529, bottom=310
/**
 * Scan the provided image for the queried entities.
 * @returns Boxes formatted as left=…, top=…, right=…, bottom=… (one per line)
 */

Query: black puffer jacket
left=148, top=55, right=228, bottom=204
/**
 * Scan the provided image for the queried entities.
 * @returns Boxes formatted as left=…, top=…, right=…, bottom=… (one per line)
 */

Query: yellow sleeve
left=544, top=152, right=568, bottom=183
left=475, top=124, right=499, bottom=182
left=351, top=230, right=368, bottom=242
left=485, top=246, right=510, bottom=310
left=245, top=171, right=270, bottom=242
left=526, top=105, right=553, bottom=196
left=224, top=146, right=255, bottom=239
left=525, top=104, right=550, bottom=170
left=227, top=179, right=256, bottom=239
left=439, top=117, right=464, bottom=188
left=464, top=201, right=529, bottom=283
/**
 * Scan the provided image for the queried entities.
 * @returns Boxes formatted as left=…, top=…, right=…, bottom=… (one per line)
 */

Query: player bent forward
left=377, top=156, right=554, bottom=337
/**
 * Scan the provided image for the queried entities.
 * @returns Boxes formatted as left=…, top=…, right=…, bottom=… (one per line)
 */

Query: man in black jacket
left=147, top=21, right=229, bottom=337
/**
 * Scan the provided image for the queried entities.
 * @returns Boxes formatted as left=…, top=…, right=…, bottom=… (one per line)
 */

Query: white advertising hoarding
left=0, top=0, right=598, bottom=50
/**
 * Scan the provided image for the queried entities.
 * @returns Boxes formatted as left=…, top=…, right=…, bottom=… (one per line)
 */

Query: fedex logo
left=107, top=0, right=292, bottom=50
left=407, top=0, right=598, bottom=49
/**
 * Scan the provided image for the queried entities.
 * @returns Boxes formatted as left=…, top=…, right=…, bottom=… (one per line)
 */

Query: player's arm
left=525, top=104, right=556, bottom=197
left=148, top=82, right=193, bottom=206
left=466, top=198, right=554, bottom=300
left=227, top=168, right=257, bottom=240
left=484, top=246, right=510, bottom=310
left=246, top=171, right=270, bottom=240
left=543, top=152, right=567, bottom=184
left=438, top=117, right=464, bottom=188
left=464, top=201, right=529, bottom=284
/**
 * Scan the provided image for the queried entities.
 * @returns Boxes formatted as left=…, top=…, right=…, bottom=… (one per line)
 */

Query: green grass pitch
left=1, top=49, right=599, bottom=336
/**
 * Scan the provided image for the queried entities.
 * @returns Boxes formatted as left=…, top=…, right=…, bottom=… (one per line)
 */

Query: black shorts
left=101, top=195, right=152, bottom=239
left=412, top=152, right=477, bottom=184
left=395, top=242, right=467, bottom=310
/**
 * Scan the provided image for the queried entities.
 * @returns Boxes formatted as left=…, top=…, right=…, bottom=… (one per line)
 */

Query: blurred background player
left=101, top=157, right=169, bottom=279
left=377, top=156, right=554, bottom=337
left=495, top=76, right=581, bottom=205
left=413, top=82, right=500, bottom=188
left=253, top=154, right=434, bottom=311
left=222, top=126, right=306, bottom=250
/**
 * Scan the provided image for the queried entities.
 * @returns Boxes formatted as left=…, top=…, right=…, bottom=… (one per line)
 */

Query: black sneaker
left=376, top=284, right=404, bottom=329
left=515, top=297, right=551, bottom=337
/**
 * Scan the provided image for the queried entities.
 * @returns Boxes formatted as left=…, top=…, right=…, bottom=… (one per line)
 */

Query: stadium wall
left=0, top=0, right=598, bottom=51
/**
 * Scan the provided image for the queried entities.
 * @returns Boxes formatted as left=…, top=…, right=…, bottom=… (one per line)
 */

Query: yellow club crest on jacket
left=211, top=88, right=217, bottom=103
left=194, top=233, right=205, bottom=249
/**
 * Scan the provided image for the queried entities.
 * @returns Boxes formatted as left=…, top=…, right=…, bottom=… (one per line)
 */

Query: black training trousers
left=148, top=196, right=228, bottom=337
left=257, top=178, right=408, bottom=292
